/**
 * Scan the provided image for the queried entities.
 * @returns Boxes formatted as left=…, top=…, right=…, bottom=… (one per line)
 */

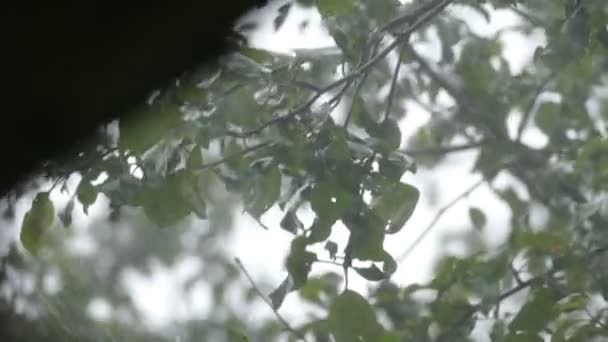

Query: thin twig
left=235, top=258, right=308, bottom=342
left=343, top=38, right=382, bottom=128
left=515, top=72, right=556, bottom=142
left=398, top=178, right=486, bottom=262
left=510, top=262, right=524, bottom=285
left=384, top=44, right=406, bottom=121
left=229, top=0, right=455, bottom=138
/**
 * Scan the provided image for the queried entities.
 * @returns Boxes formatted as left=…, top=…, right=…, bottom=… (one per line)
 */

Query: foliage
left=3, top=0, right=608, bottom=341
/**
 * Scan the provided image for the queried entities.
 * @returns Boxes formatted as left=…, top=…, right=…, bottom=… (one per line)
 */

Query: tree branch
left=515, top=72, right=556, bottom=142
left=398, top=177, right=486, bottom=262
left=384, top=45, right=406, bottom=121
left=228, top=0, right=455, bottom=138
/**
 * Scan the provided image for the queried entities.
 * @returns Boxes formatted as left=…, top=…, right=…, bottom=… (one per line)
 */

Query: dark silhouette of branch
left=515, top=72, right=557, bottom=142
left=384, top=45, right=407, bottom=121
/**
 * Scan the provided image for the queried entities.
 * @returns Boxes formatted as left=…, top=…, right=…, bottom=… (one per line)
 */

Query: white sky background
left=0, top=1, right=555, bottom=341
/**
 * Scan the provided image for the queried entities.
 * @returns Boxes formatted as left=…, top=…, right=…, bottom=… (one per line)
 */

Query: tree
left=3, top=0, right=608, bottom=341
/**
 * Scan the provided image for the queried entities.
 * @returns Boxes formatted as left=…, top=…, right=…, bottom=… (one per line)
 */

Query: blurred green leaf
left=372, top=182, right=419, bottom=234
left=328, top=290, right=384, bottom=342
left=325, top=241, right=338, bottom=260
left=308, top=217, right=333, bottom=243
left=286, top=237, right=317, bottom=289
left=20, top=192, right=55, bottom=254
left=509, top=287, right=559, bottom=334
left=354, top=264, right=386, bottom=281
left=269, top=276, right=294, bottom=310
left=317, top=0, right=357, bottom=18
left=77, top=180, right=98, bottom=214
left=468, top=207, right=487, bottom=230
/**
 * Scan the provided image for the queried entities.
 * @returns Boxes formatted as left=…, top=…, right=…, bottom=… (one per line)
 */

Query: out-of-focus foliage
left=2, top=0, right=608, bottom=341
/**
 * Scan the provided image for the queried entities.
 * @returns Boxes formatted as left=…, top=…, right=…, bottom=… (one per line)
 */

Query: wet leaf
left=372, top=183, right=419, bottom=234
left=328, top=290, right=384, bottom=342
left=77, top=180, right=98, bottom=214
left=469, top=207, right=487, bottom=230
left=20, top=192, right=55, bottom=254
left=269, top=275, right=294, bottom=310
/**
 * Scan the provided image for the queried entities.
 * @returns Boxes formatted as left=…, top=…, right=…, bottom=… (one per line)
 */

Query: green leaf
left=379, top=331, right=402, bottom=342
left=296, top=0, right=315, bottom=7
left=468, top=207, right=487, bottom=230
left=504, top=332, right=543, bottom=342
left=509, top=287, right=559, bottom=333
left=515, top=230, right=570, bottom=256
left=299, top=273, right=342, bottom=304
left=274, top=3, right=292, bottom=31
left=317, top=0, right=357, bottom=18
left=534, top=102, right=563, bottom=138
left=309, top=183, right=354, bottom=222
left=325, top=241, right=338, bottom=260
left=59, top=198, right=74, bottom=228
left=555, top=293, right=588, bottom=313
left=77, top=180, right=98, bottom=214
left=382, top=251, right=398, bottom=277
left=181, top=174, right=207, bottom=219
left=354, top=265, right=386, bottom=281
left=367, top=119, right=402, bottom=153
left=345, top=212, right=385, bottom=261
left=20, top=192, right=55, bottom=254
left=245, top=165, right=281, bottom=218
left=269, top=276, right=294, bottom=310
left=286, top=237, right=317, bottom=289
left=328, top=290, right=384, bottom=342
left=119, top=103, right=182, bottom=153
left=372, top=182, right=419, bottom=234
left=551, top=320, right=578, bottom=342
left=308, top=217, right=334, bottom=243
left=280, top=210, right=303, bottom=234
left=135, top=172, right=192, bottom=228
left=186, top=146, right=203, bottom=169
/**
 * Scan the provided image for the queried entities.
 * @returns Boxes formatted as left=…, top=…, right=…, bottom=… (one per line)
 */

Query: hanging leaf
left=344, top=212, right=385, bottom=261
left=274, top=3, right=292, bottom=31
left=77, top=180, right=98, bottom=214
left=308, top=217, right=334, bottom=243
left=286, top=237, right=317, bottom=289
left=372, top=183, right=419, bottom=234
left=59, top=198, right=75, bottom=228
left=354, top=264, right=386, bottom=281
left=245, top=165, right=281, bottom=218
left=509, top=287, right=559, bottom=334
left=325, top=241, right=338, bottom=260
left=469, top=207, right=487, bottom=230
left=367, top=119, right=402, bottom=153
left=280, top=210, right=303, bottom=234
left=328, top=290, right=384, bottom=342
left=381, top=251, right=397, bottom=277
left=269, top=275, right=294, bottom=310
left=20, top=192, right=55, bottom=254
